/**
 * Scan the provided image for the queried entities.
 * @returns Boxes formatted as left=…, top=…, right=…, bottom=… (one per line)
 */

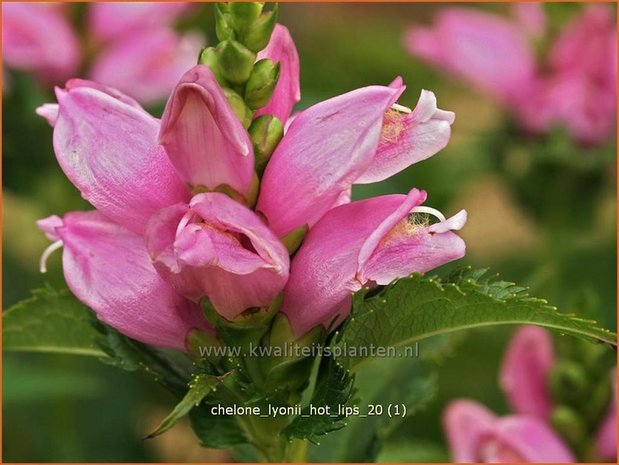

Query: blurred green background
left=3, top=2, right=616, bottom=462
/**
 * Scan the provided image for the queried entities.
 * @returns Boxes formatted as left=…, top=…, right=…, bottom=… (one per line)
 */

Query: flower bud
left=198, top=47, right=228, bottom=86
left=214, top=3, right=235, bottom=41
left=223, top=88, right=253, bottom=129
left=242, top=5, right=278, bottom=53
left=550, top=405, right=586, bottom=444
left=245, top=59, right=280, bottom=110
left=217, top=39, right=256, bottom=84
left=549, top=361, right=589, bottom=405
left=230, top=2, right=264, bottom=34
left=249, top=114, right=284, bottom=173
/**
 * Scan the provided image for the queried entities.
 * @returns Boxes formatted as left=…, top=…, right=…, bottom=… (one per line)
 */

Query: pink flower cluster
left=36, top=25, right=466, bottom=349
left=2, top=2, right=202, bottom=104
left=406, top=4, right=616, bottom=145
left=444, top=326, right=616, bottom=462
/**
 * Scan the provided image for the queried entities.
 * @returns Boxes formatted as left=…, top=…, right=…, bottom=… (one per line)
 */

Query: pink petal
left=2, top=2, right=80, bottom=82
left=359, top=208, right=467, bottom=285
left=442, top=400, right=497, bottom=462
left=500, top=325, right=555, bottom=419
left=512, top=3, right=547, bottom=39
left=45, top=211, right=208, bottom=351
left=90, top=29, right=204, bottom=105
left=479, top=416, right=575, bottom=462
left=159, top=65, right=255, bottom=195
left=89, top=2, right=192, bottom=42
left=405, top=8, right=536, bottom=104
left=257, top=82, right=404, bottom=237
left=36, top=215, right=63, bottom=241
left=146, top=193, right=289, bottom=321
left=255, top=24, right=301, bottom=124
left=53, top=85, right=189, bottom=235
left=595, top=369, right=617, bottom=461
left=356, top=89, right=455, bottom=183
left=37, top=78, right=145, bottom=127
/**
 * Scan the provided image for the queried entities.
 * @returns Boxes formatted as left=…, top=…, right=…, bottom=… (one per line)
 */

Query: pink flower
left=405, top=7, right=536, bottom=105
left=255, top=24, right=301, bottom=124
left=281, top=189, right=466, bottom=336
left=146, top=193, right=290, bottom=321
left=2, top=2, right=80, bottom=83
left=37, top=211, right=208, bottom=351
left=500, top=325, right=555, bottom=419
left=406, top=5, right=617, bottom=146
left=257, top=78, right=454, bottom=237
left=88, top=2, right=191, bottom=43
left=37, top=34, right=461, bottom=345
left=595, top=370, right=617, bottom=461
left=443, top=400, right=575, bottom=462
left=2, top=2, right=201, bottom=104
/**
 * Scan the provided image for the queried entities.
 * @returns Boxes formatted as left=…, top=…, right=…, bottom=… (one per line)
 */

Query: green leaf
left=375, top=438, right=449, bottom=463
left=283, top=357, right=354, bottom=443
left=2, top=287, right=105, bottom=356
left=146, top=373, right=224, bottom=439
left=190, top=403, right=248, bottom=448
left=308, top=357, right=437, bottom=462
left=337, top=268, right=616, bottom=370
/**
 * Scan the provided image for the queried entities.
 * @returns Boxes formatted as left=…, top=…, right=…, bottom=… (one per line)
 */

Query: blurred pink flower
left=443, top=400, right=575, bottom=462
left=406, top=4, right=617, bottom=145
left=444, top=326, right=616, bottom=462
left=2, top=2, right=202, bottom=104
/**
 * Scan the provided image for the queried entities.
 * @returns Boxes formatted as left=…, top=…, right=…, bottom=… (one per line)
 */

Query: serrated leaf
left=337, top=269, right=616, bottom=369
left=2, top=287, right=105, bottom=356
left=190, top=403, right=248, bottom=448
left=308, top=358, right=437, bottom=462
left=146, top=373, right=224, bottom=439
left=283, top=357, right=354, bottom=443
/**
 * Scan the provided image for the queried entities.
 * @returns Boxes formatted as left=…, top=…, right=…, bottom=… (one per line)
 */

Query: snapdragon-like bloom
left=281, top=189, right=466, bottom=336
left=444, top=326, right=616, bottom=463
left=406, top=4, right=617, bottom=145
left=38, top=26, right=464, bottom=348
left=2, top=2, right=201, bottom=104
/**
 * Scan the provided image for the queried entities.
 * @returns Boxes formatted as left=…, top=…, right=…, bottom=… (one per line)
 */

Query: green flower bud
left=222, top=88, right=253, bottom=129
left=548, top=361, right=589, bottom=405
left=230, top=2, right=264, bottom=34
left=217, top=39, right=256, bottom=84
left=214, top=4, right=235, bottom=41
left=198, top=47, right=228, bottom=86
left=244, top=59, right=280, bottom=110
left=242, top=4, right=278, bottom=53
left=249, top=115, right=284, bottom=173
left=280, top=225, right=308, bottom=255
left=185, top=329, right=223, bottom=364
left=550, top=405, right=586, bottom=444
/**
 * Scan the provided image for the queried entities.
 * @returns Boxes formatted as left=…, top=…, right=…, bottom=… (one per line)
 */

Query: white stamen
left=39, top=240, right=63, bottom=273
left=176, top=210, right=195, bottom=236
left=409, top=206, right=446, bottom=222
left=391, top=103, right=412, bottom=114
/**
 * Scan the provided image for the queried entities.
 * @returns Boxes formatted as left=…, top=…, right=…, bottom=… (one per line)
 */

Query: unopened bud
left=198, top=47, right=227, bottom=86
left=551, top=405, right=585, bottom=444
left=242, top=5, right=278, bottom=53
left=245, top=59, right=280, bottom=110
left=249, top=115, right=284, bottom=173
left=549, top=361, right=589, bottom=405
left=230, top=2, right=264, bottom=34
left=214, top=4, right=235, bottom=41
left=217, top=39, right=256, bottom=84
left=223, top=88, right=253, bottom=129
